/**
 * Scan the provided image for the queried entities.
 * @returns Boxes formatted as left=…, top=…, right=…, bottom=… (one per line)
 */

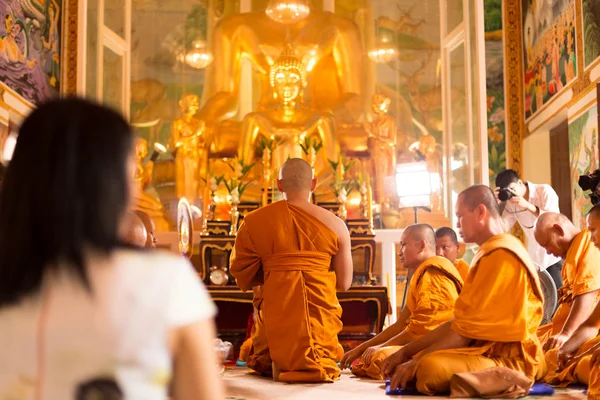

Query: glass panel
left=103, top=46, right=123, bottom=112
left=446, top=0, right=463, bottom=34
left=86, top=0, right=99, bottom=99
left=104, top=0, right=125, bottom=37
left=468, top=0, right=482, bottom=184
left=449, top=42, right=468, bottom=224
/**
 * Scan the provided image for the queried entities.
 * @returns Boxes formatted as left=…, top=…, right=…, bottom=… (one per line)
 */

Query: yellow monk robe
left=352, top=256, right=463, bottom=379
left=543, top=335, right=600, bottom=386
left=589, top=351, right=600, bottom=400
left=411, top=234, right=546, bottom=395
left=538, top=229, right=600, bottom=346
left=230, top=200, right=343, bottom=383
left=455, top=259, right=470, bottom=281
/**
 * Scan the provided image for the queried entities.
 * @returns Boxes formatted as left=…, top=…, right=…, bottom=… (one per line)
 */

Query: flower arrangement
left=299, top=137, right=324, bottom=168
left=223, top=158, right=256, bottom=204
left=328, top=156, right=358, bottom=220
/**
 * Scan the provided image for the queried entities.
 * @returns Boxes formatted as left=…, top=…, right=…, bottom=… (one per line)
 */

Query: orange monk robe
left=352, top=256, right=463, bottom=379
left=455, top=259, right=470, bottom=281
left=411, top=234, right=546, bottom=395
left=543, top=335, right=600, bottom=386
left=229, top=200, right=343, bottom=383
left=538, top=229, right=600, bottom=346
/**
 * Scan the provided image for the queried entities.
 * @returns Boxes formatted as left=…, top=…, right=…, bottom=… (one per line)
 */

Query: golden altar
left=135, top=0, right=453, bottom=351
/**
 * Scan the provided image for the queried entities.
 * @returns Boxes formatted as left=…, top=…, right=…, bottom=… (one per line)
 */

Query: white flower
left=264, top=148, right=271, bottom=160
left=231, top=187, right=240, bottom=204
left=235, top=162, right=244, bottom=178
left=337, top=187, right=347, bottom=204
left=209, top=177, right=218, bottom=192
left=360, top=184, right=367, bottom=195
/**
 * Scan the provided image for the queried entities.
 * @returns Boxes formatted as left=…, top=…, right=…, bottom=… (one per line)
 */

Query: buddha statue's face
left=273, top=69, right=302, bottom=104
left=372, top=94, right=391, bottom=115
left=180, top=94, right=200, bottom=116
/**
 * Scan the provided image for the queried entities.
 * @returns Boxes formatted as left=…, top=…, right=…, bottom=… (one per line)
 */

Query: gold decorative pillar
left=503, top=0, right=524, bottom=176
left=504, top=0, right=525, bottom=244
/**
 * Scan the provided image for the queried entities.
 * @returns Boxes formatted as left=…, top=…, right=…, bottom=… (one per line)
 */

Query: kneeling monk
left=541, top=205, right=600, bottom=388
left=340, top=224, right=463, bottom=379
left=382, top=185, right=545, bottom=395
left=534, top=213, right=600, bottom=355
left=230, top=158, right=353, bottom=383
left=435, top=226, right=470, bottom=280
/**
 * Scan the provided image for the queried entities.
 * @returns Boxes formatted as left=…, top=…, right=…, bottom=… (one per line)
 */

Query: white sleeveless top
left=0, top=249, right=216, bottom=399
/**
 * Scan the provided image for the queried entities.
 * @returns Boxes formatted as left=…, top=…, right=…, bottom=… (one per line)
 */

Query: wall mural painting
left=569, top=105, right=599, bottom=229
left=522, top=0, right=576, bottom=119
left=583, top=0, right=600, bottom=67
left=0, top=0, right=60, bottom=105
left=484, top=0, right=506, bottom=184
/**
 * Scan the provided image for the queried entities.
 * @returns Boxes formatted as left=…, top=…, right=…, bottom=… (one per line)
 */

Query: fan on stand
left=536, top=265, right=558, bottom=325
left=177, top=197, right=194, bottom=259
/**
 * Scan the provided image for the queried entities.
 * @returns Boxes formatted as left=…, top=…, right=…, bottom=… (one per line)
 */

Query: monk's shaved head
left=587, top=204, right=600, bottom=250
left=278, top=158, right=314, bottom=193
left=535, top=212, right=573, bottom=231
left=404, top=224, right=436, bottom=251
left=133, top=210, right=156, bottom=249
left=588, top=203, right=600, bottom=220
left=455, top=185, right=505, bottom=245
left=121, top=212, right=147, bottom=248
left=458, top=185, right=501, bottom=219
left=534, top=212, right=578, bottom=259
left=399, top=223, right=436, bottom=269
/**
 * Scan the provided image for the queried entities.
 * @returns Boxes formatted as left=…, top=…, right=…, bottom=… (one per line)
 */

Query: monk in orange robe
left=435, top=226, right=470, bottom=280
left=540, top=205, right=600, bottom=388
left=381, top=185, right=545, bottom=395
left=534, top=212, right=600, bottom=354
left=230, top=158, right=353, bottom=383
left=339, top=224, right=463, bottom=379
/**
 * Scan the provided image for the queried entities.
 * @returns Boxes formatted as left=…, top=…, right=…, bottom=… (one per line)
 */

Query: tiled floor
left=223, top=368, right=588, bottom=399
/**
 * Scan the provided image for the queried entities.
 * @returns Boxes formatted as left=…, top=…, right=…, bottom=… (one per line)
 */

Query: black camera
left=498, top=187, right=515, bottom=202
left=579, top=170, right=600, bottom=205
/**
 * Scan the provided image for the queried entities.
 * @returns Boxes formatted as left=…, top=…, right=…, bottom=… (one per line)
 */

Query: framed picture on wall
left=0, top=0, right=62, bottom=106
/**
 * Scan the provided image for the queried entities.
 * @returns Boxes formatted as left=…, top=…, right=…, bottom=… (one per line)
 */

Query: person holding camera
left=495, top=169, right=563, bottom=288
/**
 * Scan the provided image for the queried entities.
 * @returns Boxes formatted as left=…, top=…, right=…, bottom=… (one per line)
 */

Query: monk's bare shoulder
left=294, top=202, right=349, bottom=242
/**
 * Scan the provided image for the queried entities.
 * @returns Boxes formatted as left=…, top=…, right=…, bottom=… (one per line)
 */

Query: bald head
left=399, top=223, right=436, bottom=270
left=404, top=224, right=436, bottom=251
left=534, top=212, right=578, bottom=259
left=455, top=185, right=504, bottom=245
left=458, top=185, right=501, bottom=219
left=133, top=210, right=156, bottom=249
left=121, top=212, right=148, bottom=248
left=277, top=158, right=315, bottom=196
left=587, top=204, right=600, bottom=250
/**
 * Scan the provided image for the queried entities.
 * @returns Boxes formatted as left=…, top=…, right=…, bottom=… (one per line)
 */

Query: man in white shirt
left=495, top=169, right=563, bottom=288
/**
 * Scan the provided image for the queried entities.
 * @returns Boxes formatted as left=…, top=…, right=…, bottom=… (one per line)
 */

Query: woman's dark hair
left=0, top=98, right=133, bottom=307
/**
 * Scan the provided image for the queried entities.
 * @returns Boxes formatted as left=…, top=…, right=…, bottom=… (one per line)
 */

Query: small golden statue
left=170, top=94, right=206, bottom=202
left=238, top=44, right=337, bottom=172
left=364, top=93, right=397, bottom=204
left=133, top=138, right=169, bottom=232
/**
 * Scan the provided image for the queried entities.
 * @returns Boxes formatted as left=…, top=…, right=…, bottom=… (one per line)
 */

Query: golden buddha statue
left=133, top=138, right=169, bottom=232
left=364, top=93, right=397, bottom=204
left=239, top=44, right=336, bottom=170
left=169, top=94, right=206, bottom=202
left=198, top=8, right=365, bottom=156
